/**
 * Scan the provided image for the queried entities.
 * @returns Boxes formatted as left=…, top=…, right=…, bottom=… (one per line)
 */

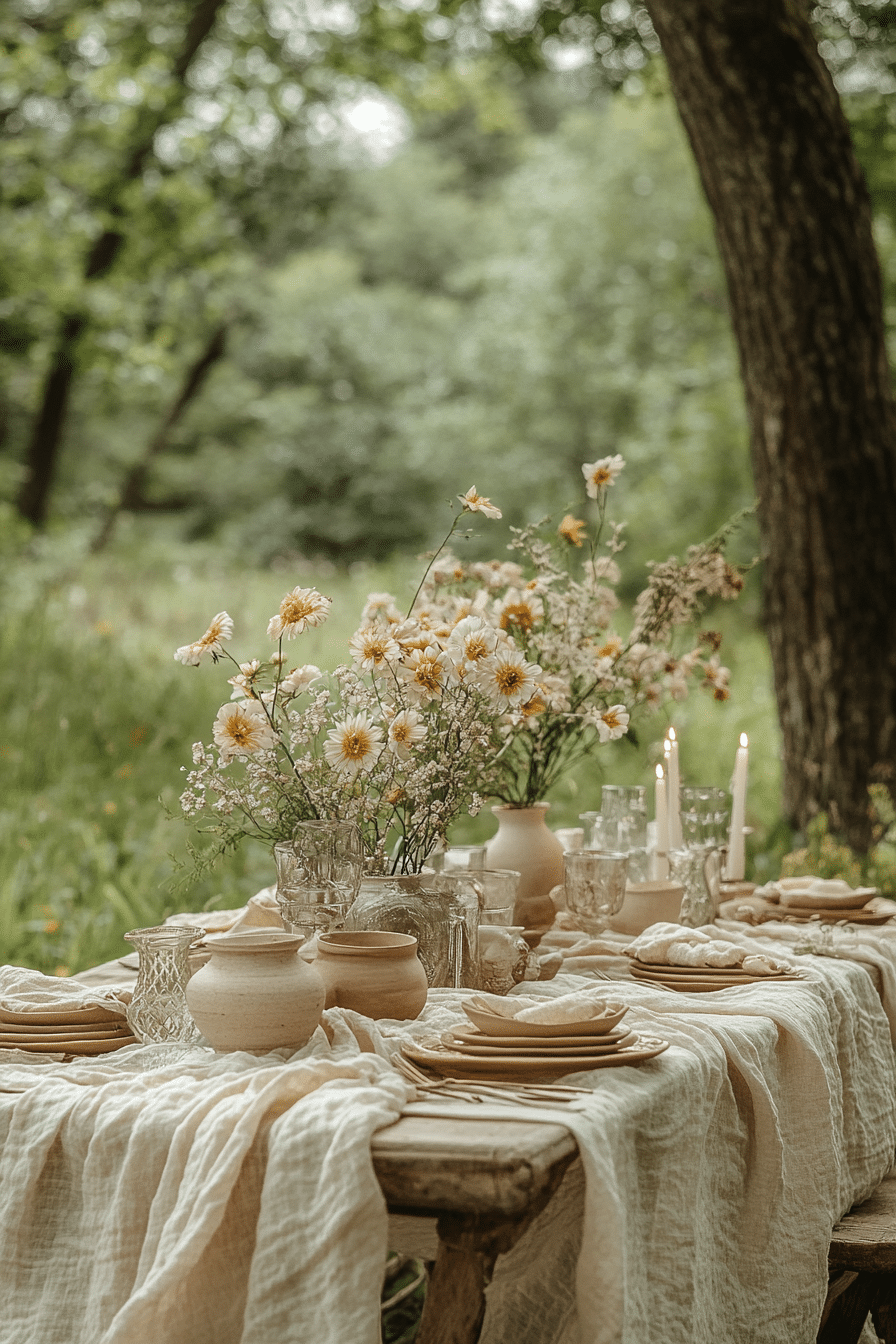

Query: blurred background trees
left=2, top=0, right=896, bottom=969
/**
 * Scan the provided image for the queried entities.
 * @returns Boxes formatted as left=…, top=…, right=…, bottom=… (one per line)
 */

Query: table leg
left=818, top=1271, right=896, bottom=1344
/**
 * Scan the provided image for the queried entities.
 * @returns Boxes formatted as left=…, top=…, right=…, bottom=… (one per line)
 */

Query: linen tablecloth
left=1, top=937, right=895, bottom=1343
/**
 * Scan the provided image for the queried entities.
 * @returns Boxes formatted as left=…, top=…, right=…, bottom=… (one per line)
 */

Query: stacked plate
left=0, top=1003, right=138, bottom=1055
left=401, top=1000, right=668, bottom=1080
left=724, top=878, right=896, bottom=927
left=628, top=959, right=803, bottom=993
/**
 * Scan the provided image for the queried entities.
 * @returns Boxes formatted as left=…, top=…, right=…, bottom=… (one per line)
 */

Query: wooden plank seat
left=819, top=1173, right=896, bottom=1343
left=372, top=1113, right=579, bottom=1344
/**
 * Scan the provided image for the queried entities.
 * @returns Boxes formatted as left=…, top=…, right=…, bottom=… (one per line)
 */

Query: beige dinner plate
left=0, top=1035, right=139, bottom=1054
left=403, top=1037, right=669, bottom=1079
left=629, top=960, right=782, bottom=980
left=0, top=1004, right=128, bottom=1026
left=775, top=888, right=876, bottom=911
left=766, top=901, right=895, bottom=925
left=447, top=1027, right=634, bottom=1051
left=462, top=1004, right=629, bottom=1038
left=441, top=1029, right=639, bottom=1057
left=629, top=964, right=802, bottom=992
left=0, top=1022, right=133, bottom=1039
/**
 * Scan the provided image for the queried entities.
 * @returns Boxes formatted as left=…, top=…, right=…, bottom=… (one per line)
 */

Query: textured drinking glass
left=563, top=850, right=629, bottom=935
left=669, top=847, right=715, bottom=927
left=468, top=869, right=521, bottom=927
left=124, top=925, right=204, bottom=1044
left=680, top=788, right=730, bottom=849
left=579, top=812, right=607, bottom=849
left=274, top=821, right=364, bottom=935
left=439, top=845, right=488, bottom=872
left=600, top=786, right=648, bottom=852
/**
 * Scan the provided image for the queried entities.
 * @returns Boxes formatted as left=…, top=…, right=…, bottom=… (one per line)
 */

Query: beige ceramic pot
left=606, top=880, right=685, bottom=936
left=313, top=931, right=428, bottom=1020
left=485, top=803, right=564, bottom=927
left=185, top=929, right=325, bottom=1053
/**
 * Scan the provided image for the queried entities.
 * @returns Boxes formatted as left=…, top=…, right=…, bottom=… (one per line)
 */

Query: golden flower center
left=200, top=620, right=226, bottom=647
left=590, top=467, right=612, bottom=487
left=464, top=635, right=490, bottom=662
left=392, top=722, right=411, bottom=744
left=521, top=696, right=546, bottom=717
left=363, top=638, right=390, bottom=664
left=227, top=713, right=256, bottom=747
left=280, top=594, right=317, bottom=625
left=414, top=660, right=443, bottom=692
left=495, top=666, right=526, bottom=695
left=602, top=710, right=622, bottom=730
left=500, top=604, right=535, bottom=633
left=341, top=728, right=373, bottom=761
left=597, top=641, right=621, bottom=660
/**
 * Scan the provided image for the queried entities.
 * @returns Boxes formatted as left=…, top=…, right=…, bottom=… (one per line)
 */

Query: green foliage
left=780, top=789, right=896, bottom=897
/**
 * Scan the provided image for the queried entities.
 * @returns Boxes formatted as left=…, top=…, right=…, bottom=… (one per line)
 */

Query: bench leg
left=416, top=1240, right=498, bottom=1344
left=819, top=1272, right=896, bottom=1344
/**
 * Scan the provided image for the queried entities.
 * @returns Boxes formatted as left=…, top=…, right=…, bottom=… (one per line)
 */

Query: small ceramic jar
left=185, top=929, right=325, bottom=1053
left=606, top=880, right=685, bottom=936
left=313, top=931, right=428, bottom=1020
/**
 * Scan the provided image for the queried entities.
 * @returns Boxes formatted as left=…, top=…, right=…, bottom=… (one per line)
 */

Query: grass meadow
left=0, top=522, right=786, bottom=976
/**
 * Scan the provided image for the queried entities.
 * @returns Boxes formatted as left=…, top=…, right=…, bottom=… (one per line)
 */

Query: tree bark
left=90, top=322, right=228, bottom=552
left=644, top=0, right=896, bottom=850
left=16, top=0, right=227, bottom=528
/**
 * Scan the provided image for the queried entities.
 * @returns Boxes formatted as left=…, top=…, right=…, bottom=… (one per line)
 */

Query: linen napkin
left=625, top=922, right=794, bottom=974
left=0, top=965, right=131, bottom=1015
left=467, top=989, right=627, bottom=1024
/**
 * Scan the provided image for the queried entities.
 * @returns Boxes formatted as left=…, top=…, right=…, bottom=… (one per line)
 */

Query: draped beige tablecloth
left=0, top=932, right=894, bottom=1344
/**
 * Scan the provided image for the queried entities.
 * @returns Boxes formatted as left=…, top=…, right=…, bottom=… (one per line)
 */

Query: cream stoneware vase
left=185, top=929, right=325, bottom=1053
left=485, top=803, right=564, bottom=928
left=313, top=931, right=428, bottom=1020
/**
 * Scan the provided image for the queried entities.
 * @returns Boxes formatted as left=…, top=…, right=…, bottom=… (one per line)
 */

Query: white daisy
left=496, top=589, right=543, bottom=635
left=227, top=659, right=262, bottom=700
left=387, top=709, right=427, bottom=760
left=595, top=705, right=630, bottom=743
left=458, top=486, right=502, bottom=520
left=349, top=625, right=401, bottom=673
left=582, top=455, right=625, bottom=499
left=323, top=712, right=383, bottom=779
left=279, top=664, right=322, bottom=696
left=212, top=700, right=277, bottom=763
left=398, top=645, right=449, bottom=704
left=174, top=611, right=234, bottom=666
left=361, top=592, right=403, bottom=624
left=267, top=587, right=332, bottom=640
left=475, top=649, right=542, bottom=709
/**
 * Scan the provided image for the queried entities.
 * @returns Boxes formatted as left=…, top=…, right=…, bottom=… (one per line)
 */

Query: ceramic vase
left=606, top=881, right=685, bottom=936
left=185, top=929, right=325, bottom=1053
left=485, top=803, right=564, bottom=928
left=313, top=931, right=428, bottom=1020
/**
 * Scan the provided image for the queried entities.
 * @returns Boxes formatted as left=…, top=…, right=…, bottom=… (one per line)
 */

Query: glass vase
left=274, top=821, right=364, bottom=936
left=124, top=925, right=204, bottom=1044
left=344, top=873, right=478, bottom=989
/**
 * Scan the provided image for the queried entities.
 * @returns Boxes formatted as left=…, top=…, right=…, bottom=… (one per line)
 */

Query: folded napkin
left=0, top=965, right=131, bottom=1015
left=468, top=989, right=626, bottom=1024
left=625, top=923, right=793, bottom=974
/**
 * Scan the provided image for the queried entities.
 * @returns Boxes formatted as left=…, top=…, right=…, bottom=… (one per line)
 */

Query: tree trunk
left=90, top=322, right=228, bottom=552
left=645, top=0, right=896, bottom=850
left=16, top=0, right=227, bottom=528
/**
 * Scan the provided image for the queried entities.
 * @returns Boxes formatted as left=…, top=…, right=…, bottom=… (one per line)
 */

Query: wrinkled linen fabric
left=369, top=957, right=896, bottom=1344
left=9, top=928, right=896, bottom=1344
left=0, top=1002, right=411, bottom=1344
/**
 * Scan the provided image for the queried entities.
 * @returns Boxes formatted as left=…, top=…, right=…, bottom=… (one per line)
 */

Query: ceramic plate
left=629, top=964, right=802, bottom=991
left=441, top=1030, right=639, bottom=1057
left=0, top=1022, right=132, bottom=1039
left=738, top=897, right=895, bottom=926
left=447, top=1027, right=634, bottom=1051
left=403, top=1037, right=668, bottom=1079
left=462, top=1003, right=629, bottom=1038
left=0, top=1003, right=129, bottom=1026
left=629, top=960, right=779, bottom=980
left=776, top=888, right=876, bottom=910
left=0, top=1035, right=139, bottom=1054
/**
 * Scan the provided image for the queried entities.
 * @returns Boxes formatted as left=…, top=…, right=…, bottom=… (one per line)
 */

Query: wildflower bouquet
left=176, top=489, right=510, bottom=876
left=407, top=457, right=745, bottom=806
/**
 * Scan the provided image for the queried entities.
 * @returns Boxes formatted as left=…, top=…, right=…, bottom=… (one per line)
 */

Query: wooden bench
left=819, top=1173, right=896, bottom=1343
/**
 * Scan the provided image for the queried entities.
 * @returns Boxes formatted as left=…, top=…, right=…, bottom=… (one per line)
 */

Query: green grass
left=0, top=520, right=786, bottom=975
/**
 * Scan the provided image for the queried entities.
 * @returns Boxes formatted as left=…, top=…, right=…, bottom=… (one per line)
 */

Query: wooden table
left=73, top=958, right=580, bottom=1344
left=374, top=1113, right=579, bottom=1343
